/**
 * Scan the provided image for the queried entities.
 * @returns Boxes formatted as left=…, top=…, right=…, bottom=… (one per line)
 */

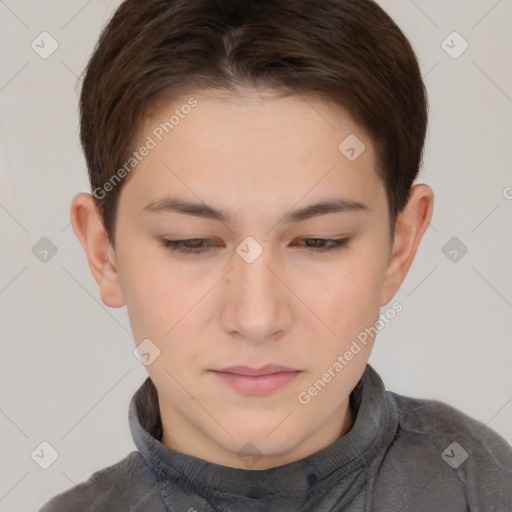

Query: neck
left=158, top=395, right=354, bottom=470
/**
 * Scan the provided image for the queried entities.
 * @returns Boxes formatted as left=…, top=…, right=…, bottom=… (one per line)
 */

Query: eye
left=293, top=238, right=350, bottom=253
left=162, top=237, right=350, bottom=256
left=162, top=238, right=217, bottom=255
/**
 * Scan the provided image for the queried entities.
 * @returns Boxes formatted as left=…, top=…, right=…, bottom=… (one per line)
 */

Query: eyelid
left=161, top=237, right=351, bottom=255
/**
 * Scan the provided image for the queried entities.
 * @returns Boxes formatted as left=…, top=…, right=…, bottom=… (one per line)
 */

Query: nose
left=221, top=241, right=293, bottom=344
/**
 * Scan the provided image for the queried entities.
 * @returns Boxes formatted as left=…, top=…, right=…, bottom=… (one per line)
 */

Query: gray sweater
left=39, top=364, right=512, bottom=511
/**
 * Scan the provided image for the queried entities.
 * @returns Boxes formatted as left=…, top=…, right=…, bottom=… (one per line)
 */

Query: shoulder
left=391, top=391, right=512, bottom=467
left=38, top=451, right=166, bottom=512
left=377, top=391, right=512, bottom=510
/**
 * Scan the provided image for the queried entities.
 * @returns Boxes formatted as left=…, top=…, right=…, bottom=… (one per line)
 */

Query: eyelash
left=161, top=238, right=350, bottom=255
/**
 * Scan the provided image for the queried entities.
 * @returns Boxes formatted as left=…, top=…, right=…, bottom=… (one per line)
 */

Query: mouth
left=210, top=365, right=301, bottom=395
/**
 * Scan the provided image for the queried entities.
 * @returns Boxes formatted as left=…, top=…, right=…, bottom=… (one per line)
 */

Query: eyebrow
left=143, top=196, right=370, bottom=224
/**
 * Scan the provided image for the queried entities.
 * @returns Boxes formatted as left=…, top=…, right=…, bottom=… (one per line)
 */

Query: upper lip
left=213, top=365, right=299, bottom=376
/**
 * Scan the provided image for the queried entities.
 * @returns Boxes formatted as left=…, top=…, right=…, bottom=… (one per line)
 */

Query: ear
left=70, top=193, right=125, bottom=308
left=381, top=184, right=434, bottom=306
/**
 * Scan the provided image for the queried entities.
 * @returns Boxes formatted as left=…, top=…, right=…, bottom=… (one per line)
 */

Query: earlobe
left=380, top=184, right=434, bottom=306
left=70, top=193, right=125, bottom=308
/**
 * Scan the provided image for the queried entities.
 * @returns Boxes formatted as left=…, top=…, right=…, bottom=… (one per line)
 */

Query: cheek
left=118, top=252, right=184, bottom=342
left=308, top=251, right=387, bottom=344
left=120, top=253, right=214, bottom=372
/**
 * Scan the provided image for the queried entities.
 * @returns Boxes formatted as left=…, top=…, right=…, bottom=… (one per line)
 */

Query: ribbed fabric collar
left=129, top=363, right=398, bottom=504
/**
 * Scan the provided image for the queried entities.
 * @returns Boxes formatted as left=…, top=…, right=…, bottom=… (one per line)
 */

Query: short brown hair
left=79, top=0, right=427, bottom=245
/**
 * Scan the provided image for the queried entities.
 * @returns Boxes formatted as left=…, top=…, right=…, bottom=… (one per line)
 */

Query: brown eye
left=294, top=238, right=350, bottom=253
left=162, top=238, right=216, bottom=255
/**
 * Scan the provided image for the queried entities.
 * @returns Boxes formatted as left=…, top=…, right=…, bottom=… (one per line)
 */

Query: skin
left=71, top=88, right=434, bottom=470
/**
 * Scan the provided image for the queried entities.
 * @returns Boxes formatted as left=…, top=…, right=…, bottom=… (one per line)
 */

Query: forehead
left=120, top=90, right=384, bottom=218
left=144, top=88, right=372, bottom=150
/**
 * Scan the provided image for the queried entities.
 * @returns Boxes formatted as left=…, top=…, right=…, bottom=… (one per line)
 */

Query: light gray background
left=1, top=0, right=511, bottom=510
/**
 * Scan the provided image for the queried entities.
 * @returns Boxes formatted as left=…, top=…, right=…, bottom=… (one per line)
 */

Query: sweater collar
left=129, top=363, right=397, bottom=502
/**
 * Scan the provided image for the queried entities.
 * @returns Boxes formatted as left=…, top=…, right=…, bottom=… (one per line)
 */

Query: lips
left=217, top=365, right=298, bottom=376
left=210, top=365, right=301, bottom=395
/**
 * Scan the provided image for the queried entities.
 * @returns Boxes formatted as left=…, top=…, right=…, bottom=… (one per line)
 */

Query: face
left=110, top=89, right=396, bottom=468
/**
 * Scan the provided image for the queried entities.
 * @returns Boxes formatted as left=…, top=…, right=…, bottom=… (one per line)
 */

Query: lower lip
left=212, top=371, right=300, bottom=395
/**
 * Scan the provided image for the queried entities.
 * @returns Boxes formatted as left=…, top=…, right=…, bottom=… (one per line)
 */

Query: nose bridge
left=236, top=239, right=278, bottom=308
left=226, top=238, right=290, bottom=342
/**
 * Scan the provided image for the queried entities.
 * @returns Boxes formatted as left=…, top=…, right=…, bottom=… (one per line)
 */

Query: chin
left=223, top=421, right=307, bottom=455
